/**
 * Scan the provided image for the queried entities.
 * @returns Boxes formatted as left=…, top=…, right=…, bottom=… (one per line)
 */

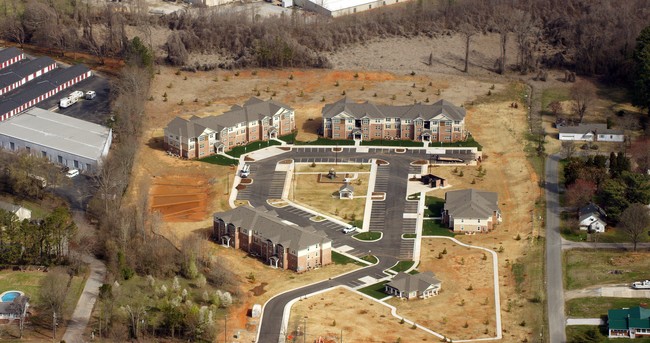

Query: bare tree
left=0, top=15, right=26, bottom=47
left=492, top=7, right=514, bottom=75
left=561, top=141, right=576, bottom=159
left=570, top=80, right=597, bottom=123
left=40, top=268, right=70, bottom=318
left=512, top=9, right=538, bottom=74
left=619, top=203, right=650, bottom=251
left=459, top=23, right=476, bottom=73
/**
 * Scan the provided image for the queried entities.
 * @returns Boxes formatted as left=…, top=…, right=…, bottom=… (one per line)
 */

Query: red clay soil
left=149, top=176, right=213, bottom=222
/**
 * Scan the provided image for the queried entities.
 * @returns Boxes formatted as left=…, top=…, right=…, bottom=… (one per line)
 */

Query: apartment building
left=213, top=206, right=332, bottom=272
left=321, top=98, right=467, bottom=143
left=442, top=189, right=502, bottom=233
left=164, top=97, right=294, bottom=158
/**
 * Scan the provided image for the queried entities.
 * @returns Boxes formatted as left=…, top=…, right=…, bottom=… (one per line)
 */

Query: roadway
left=545, top=153, right=566, bottom=343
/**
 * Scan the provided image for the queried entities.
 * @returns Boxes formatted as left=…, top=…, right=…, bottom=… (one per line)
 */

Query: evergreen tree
left=632, top=25, right=650, bottom=116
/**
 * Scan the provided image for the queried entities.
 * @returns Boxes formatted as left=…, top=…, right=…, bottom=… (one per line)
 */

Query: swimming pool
left=0, top=291, right=23, bottom=302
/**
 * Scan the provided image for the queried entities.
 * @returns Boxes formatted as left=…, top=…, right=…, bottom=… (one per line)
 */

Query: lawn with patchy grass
left=291, top=172, right=367, bottom=223
left=422, top=220, right=455, bottom=236
left=566, top=326, right=635, bottom=343
left=424, top=196, right=445, bottom=217
left=390, top=261, right=415, bottom=273
left=358, top=281, right=389, bottom=299
left=564, top=250, right=650, bottom=290
left=353, top=231, right=382, bottom=241
left=331, top=251, right=365, bottom=266
left=566, top=297, right=650, bottom=318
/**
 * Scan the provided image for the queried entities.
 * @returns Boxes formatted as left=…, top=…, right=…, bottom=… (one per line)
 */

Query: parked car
left=85, top=91, right=96, bottom=100
left=342, top=226, right=358, bottom=234
left=239, top=164, right=251, bottom=178
left=631, top=280, right=650, bottom=289
left=65, top=169, right=79, bottom=178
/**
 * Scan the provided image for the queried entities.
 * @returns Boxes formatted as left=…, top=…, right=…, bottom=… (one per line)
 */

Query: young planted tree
left=619, top=203, right=650, bottom=251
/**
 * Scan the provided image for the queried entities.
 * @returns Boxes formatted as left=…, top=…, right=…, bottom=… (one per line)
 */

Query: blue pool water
left=1, top=291, right=20, bottom=302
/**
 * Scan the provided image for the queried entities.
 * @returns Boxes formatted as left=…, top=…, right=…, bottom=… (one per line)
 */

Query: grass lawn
left=353, top=231, right=382, bottom=241
left=407, top=193, right=420, bottom=200
left=561, top=228, right=629, bottom=243
left=566, top=297, right=650, bottom=318
left=402, top=233, right=416, bottom=239
left=361, top=255, right=379, bottom=264
left=424, top=196, right=444, bottom=217
left=358, top=281, right=389, bottom=300
left=227, top=140, right=281, bottom=158
left=292, top=173, right=367, bottom=223
left=295, top=138, right=355, bottom=146
left=566, top=326, right=636, bottom=343
left=422, top=220, right=455, bottom=237
left=390, top=261, right=415, bottom=273
left=360, top=139, right=423, bottom=147
left=564, top=250, right=650, bottom=290
left=199, top=154, right=239, bottom=166
left=331, top=251, right=365, bottom=266
left=540, top=87, right=571, bottom=113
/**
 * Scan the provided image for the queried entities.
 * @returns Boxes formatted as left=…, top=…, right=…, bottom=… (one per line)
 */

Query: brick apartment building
left=213, top=206, right=332, bottom=272
left=442, top=189, right=502, bottom=233
left=164, top=97, right=295, bottom=158
left=322, top=97, right=467, bottom=143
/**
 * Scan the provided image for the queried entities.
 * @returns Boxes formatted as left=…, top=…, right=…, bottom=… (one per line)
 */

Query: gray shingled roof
left=386, top=271, right=441, bottom=294
left=444, top=189, right=499, bottom=219
left=164, top=117, right=209, bottom=139
left=0, top=47, right=22, bottom=66
left=322, top=97, right=466, bottom=121
left=579, top=203, right=606, bottom=222
left=559, top=123, right=623, bottom=135
left=214, top=206, right=330, bottom=251
left=339, top=183, right=354, bottom=192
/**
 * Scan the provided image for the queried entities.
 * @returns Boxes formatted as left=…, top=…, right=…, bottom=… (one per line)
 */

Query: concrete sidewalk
left=566, top=318, right=605, bottom=326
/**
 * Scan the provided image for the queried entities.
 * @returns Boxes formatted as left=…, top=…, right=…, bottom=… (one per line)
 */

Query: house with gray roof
left=0, top=201, right=31, bottom=221
left=559, top=123, right=624, bottom=142
left=322, top=97, right=467, bottom=143
left=339, top=182, right=354, bottom=199
left=442, top=189, right=501, bottom=233
left=213, top=206, right=332, bottom=272
left=385, top=271, right=441, bottom=299
left=163, top=97, right=294, bottom=158
left=578, top=203, right=606, bottom=233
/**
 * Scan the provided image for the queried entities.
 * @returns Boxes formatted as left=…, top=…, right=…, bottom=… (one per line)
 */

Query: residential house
left=559, top=123, right=624, bottom=142
left=322, top=98, right=467, bottom=143
left=0, top=201, right=31, bottom=221
left=164, top=97, right=295, bottom=158
left=213, top=206, right=331, bottom=272
left=0, top=292, right=29, bottom=321
left=384, top=271, right=441, bottom=299
left=578, top=203, right=607, bottom=233
left=442, top=189, right=501, bottom=233
left=608, top=306, right=650, bottom=339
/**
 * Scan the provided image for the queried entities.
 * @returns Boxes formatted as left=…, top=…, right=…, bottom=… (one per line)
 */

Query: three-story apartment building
left=321, top=98, right=467, bottom=143
left=163, top=97, right=294, bottom=158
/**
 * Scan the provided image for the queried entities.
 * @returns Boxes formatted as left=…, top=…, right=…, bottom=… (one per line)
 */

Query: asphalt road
left=545, top=153, right=566, bottom=343
left=241, top=148, right=439, bottom=342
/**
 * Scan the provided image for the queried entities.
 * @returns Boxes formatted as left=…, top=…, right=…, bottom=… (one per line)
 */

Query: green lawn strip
left=358, top=281, right=389, bottom=300
left=422, top=220, right=455, bottom=237
left=424, top=196, right=444, bottom=217
left=353, top=231, right=381, bottom=241
left=227, top=140, right=281, bottom=158
left=199, top=155, right=239, bottom=166
left=295, top=138, right=355, bottom=146
left=566, top=297, right=650, bottom=318
left=566, top=325, right=635, bottom=343
left=0, top=194, right=50, bottom=219
left=564, top=250, right=650, bottom=290
left=361, top=255, right=378, bottom=264
left=348, top=220, right=363, bottom=228
left=331, top=251, right=365, bottom=266
left=360, top=140, right=423, bottom=147
left=402, top=233, right=416, bottom=239
left=390, top=261, right=415, bottom=273
left=0, top=271, right=47, bottom=303
left=278, top=133, right=296, bottom=143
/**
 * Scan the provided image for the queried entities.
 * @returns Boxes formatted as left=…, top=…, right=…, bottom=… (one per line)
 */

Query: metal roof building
left=0, top=47, right=25, bottom=71
left=0, top=57, right=57, bottom=96
left=0, top=107, right=112, bottom=172
left=294, top=0, right=412, bottom=17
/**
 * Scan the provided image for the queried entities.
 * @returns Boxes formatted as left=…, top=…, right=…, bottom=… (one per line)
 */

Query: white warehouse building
left=0, top=107, right=112, bottom=172
left=294, top=0, right=412, bottom=16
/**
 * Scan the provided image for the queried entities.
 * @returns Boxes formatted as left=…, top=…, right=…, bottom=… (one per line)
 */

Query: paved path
left=565, top=284, right=650, bottom=300
left=561, top=240, right=650, bottom=250
left=545, top=153, right=566, bottom=343
left=566, top=318, right=605, bottom=326
left=62, top=254, right=106, bottom=343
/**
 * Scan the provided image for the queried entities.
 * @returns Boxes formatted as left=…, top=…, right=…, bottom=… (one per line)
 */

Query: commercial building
left=213, top=206, right=332, bottom=272
left=164, top=97, right=295, bottom=158
left=295, top=0, right=412, bottom=17
left=0, top=57, right=57, bottom=96
left=385, top=271, right=441, bottom=300
left=0, top=107, right=112, bottom=172
left=0, top=47, right=25, bottom=71
left=442, top=189, right=501, bottom=233
left=322, top=98, right=467, bottom=143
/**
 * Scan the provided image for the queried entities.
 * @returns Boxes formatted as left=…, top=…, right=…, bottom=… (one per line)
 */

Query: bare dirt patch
left=288, top=288, right=435, bottom=343
left=149, top=175, right=212, bottom=222
left=388, top=239, right=495, bottom=340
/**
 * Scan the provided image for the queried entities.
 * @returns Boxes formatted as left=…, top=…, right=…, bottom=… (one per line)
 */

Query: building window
left=9, top=142, right=14, bottom=151
left=26, top=147, right=30, bottom=153
left=375, top=119, right=382, bottom=123
left=445, top=121, right=452, bottom=125
left=332, top=119, right=340, bottom=124
left=41, top=151, right=46, bottom=157
left=386, top=124, right=391, bottom=129
left=74, top=160, right=79, bottom=168
left=58, top=155, right=63, bottom=163
left=86, top=163, right=91, bottom=170
left=454, top=121, right=461, bottom=124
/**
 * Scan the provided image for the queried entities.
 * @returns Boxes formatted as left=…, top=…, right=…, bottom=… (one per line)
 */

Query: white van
left=65, top=169, right=79, bottom=178
left=239, top=164, right=251, bottom=178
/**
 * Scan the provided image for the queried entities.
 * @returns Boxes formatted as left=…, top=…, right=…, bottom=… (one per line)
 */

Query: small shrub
left=410, top=71, right=416, bottom=76
left=341, top=90, right=346, bottom=95
left=411, top=324, right=417, bottom=329
left=256, top=91, right=261, bottom=96
left=442, top=248, right=447, bottom=254
left=515, top=234, right=521, bottom=241
left=391, top=94, right=396, bottom=100
left=482, top=318, right=489, bottom=325
left=471, top=178, right=476, bottom=184
left=429, top=81, right=433, bottom=86
left=353, top=72, right=359, bottom=78
left=407, top=91, right=412, bottom=96
left=321, top=96, right=325, bottom=102
left=436, top=89, right=441, bottom=95
left=332, top=319, right=336, bottom=326
left=175, top=70, right=181, bottom=75
left=289, top=74, right=294, bottom=80
left=459, top=170, right=464, bottom=177
left=466, top=284, right=473, bottom=291
left=298, top=90, right=304, bottom=97
left=223, top=76, right=229, bottom=81
left=234, top=71, right=240, bottom=76
left=272, top=91, right=277, bottom=96
left=373, top=93, right=378, bottom=97
left=437, top=252, right=443, bottom=259
left=284, top=81, right=289, bottom=86
left=487, top=90, right=492, bottom=96
left=399, top=318, right=405, bottom=324
left=498, top=246, right=504, bottom=253
left=148, top=96, right=154, bottom=101
left=183, top=76, right=187, bottom=80
left=490, top=84, right=495, bottom=90
left=178, top=99, right=184, bottom=105
left=412, top=83, right=416, bottom=88
left=163, top=97, right=168, bottom=102
left=482, top=253, right=487, bottom=260
left=484, top=328, right=489, bottom=334
left=360, top=85, right=365, bottom=91
left=462, top=321, right=469, bottom=328
left=519, top=320, right=526, bottom=327
left=163, top=92, right=168, bottom=98
left=425, top=97, right=430, bottom=103
left=193, top=98, right=198, bottom=102
left=251, top=70, right=258, bottom=76
left=167, top=82, right=173, bottom=89
left=310, top=161, right=316, bottom=167
left=459, top=299, right=465, bottom=306
left=420, top=87, right=426, bottom=92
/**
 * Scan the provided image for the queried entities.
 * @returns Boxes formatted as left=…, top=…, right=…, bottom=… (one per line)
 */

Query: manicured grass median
left=422, top=220, right=455, bottom=237
left=566, top=297, right=650, bottom=318
left=353, top=231, right=382, bottom=241
left=361, top=255, right=379, bottom=264
left=295, top=138, right=355, bottom=146
left=390, top=261, right=415, bottom=273
left=199, top=155, right=238, bottom=166
left=358, top=281, right=389, bottom=300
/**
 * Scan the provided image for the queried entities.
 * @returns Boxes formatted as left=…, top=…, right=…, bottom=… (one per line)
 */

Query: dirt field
left=288, top=288, right=436, bottom=343
left=388, top=239, right=495, bottom=340
left=149, top=175, right=213, bottom=222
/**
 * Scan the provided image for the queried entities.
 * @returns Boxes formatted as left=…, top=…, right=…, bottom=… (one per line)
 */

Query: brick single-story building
left=213, top=206, right=331, bottom=272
